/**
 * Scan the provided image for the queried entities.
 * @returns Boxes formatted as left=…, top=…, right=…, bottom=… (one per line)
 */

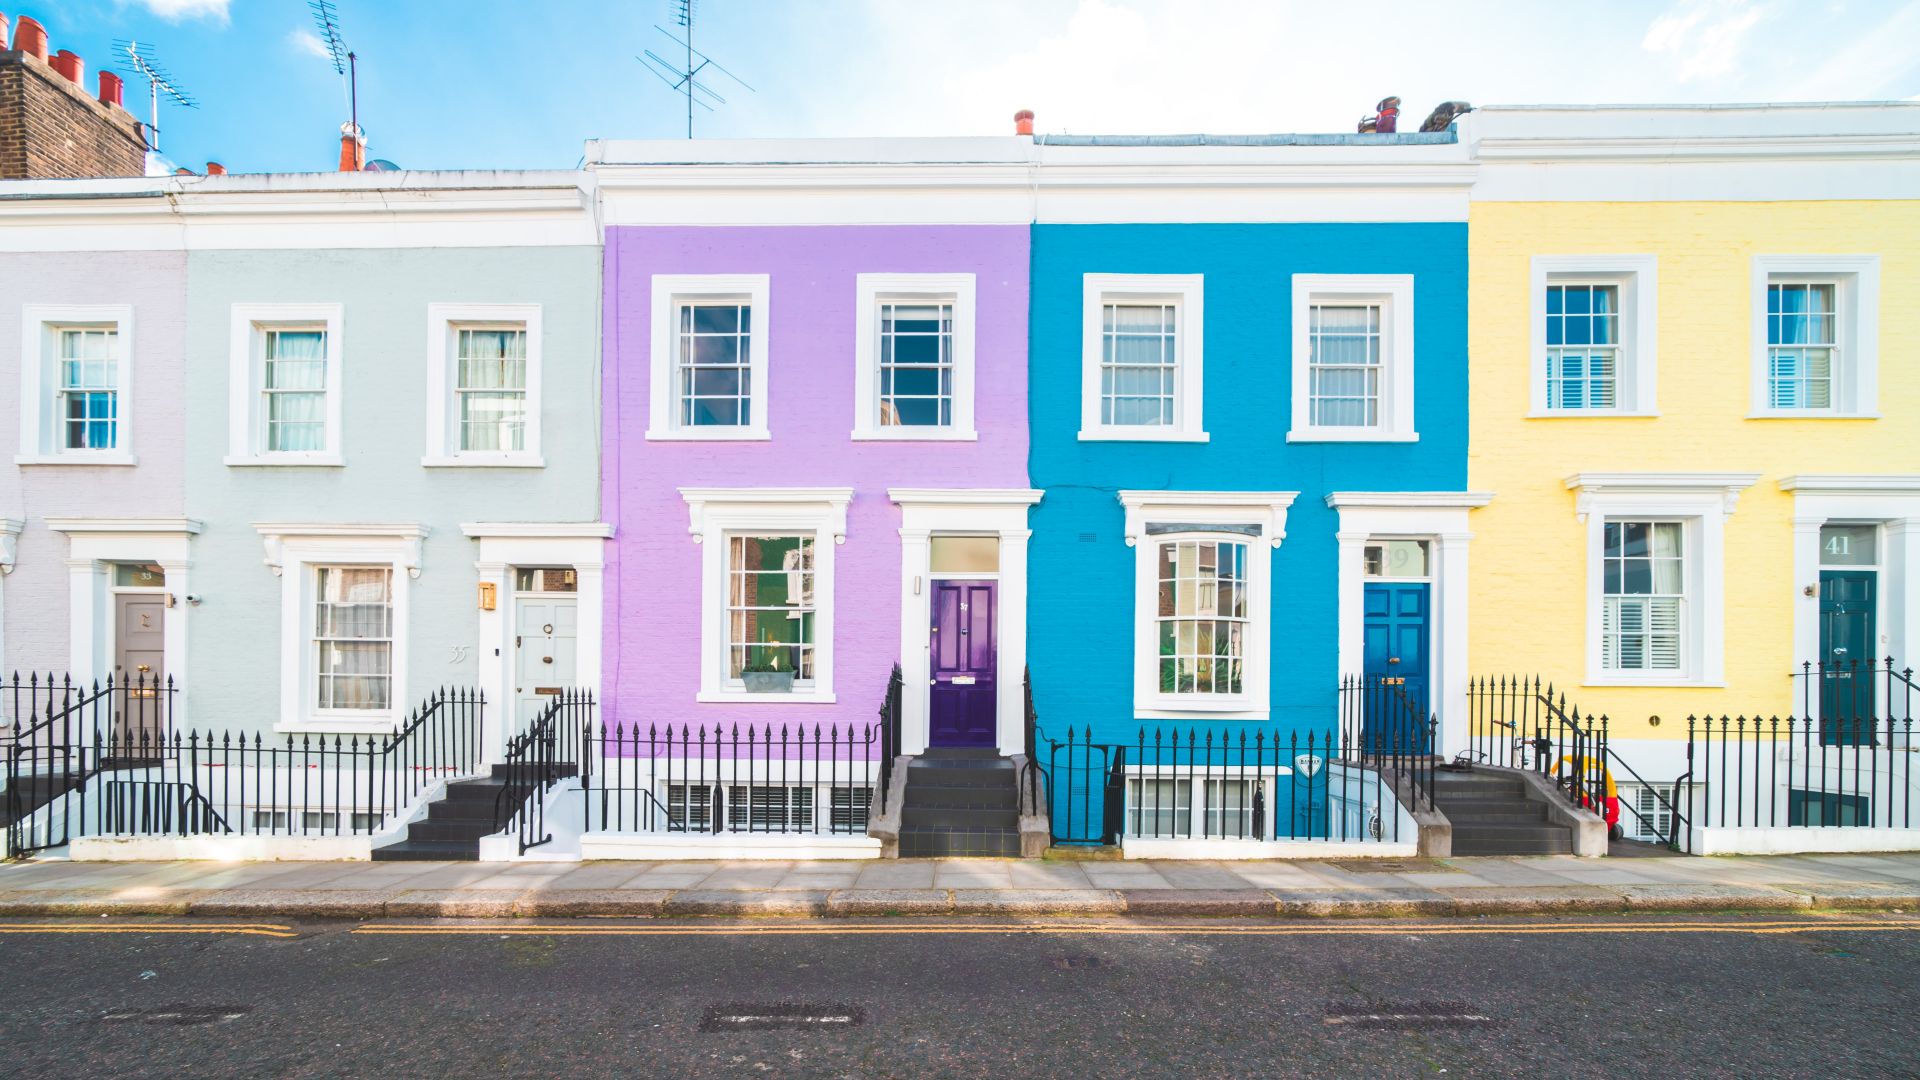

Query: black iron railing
left=494, top=690, right=592, bottom=855
left=1791, top=658, right=1916, bottom=745
left=1020, top=667, right=1044, bottom=818
left=1034, top=722, right=1410, bottom=846
left=6, top=682, right=483, bottom=856
left=582, top=721, right=878, bottom=835
left=1688, top=711, right=1918, bottom=836
left=1337, top=675, right=1438, bottom=811
left=1466, top=675, right=1621, bottom=828
left=876, top=664, right=903, bottom=816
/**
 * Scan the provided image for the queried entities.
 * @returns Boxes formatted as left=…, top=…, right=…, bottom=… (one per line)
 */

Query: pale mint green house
left=173, top=172, right=606, bottom=755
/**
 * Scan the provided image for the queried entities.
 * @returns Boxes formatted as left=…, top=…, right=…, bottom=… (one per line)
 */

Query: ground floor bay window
left=727, top=534, right=816, bottom=690
left=313, top=567, right=394, bottom=712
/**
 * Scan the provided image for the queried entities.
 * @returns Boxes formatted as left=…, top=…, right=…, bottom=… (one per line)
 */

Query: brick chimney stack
left=0, top=11, right=148, bottom=178
left=338, top=122, right=365, bottom=172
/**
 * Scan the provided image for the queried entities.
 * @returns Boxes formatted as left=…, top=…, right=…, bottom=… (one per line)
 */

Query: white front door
left=515, top=595, right=578, bottom=724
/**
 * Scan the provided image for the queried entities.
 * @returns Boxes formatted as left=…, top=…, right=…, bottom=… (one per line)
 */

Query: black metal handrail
left=582, top=720, right=878, bottom=835
left=494, top=689, right=592, bottom=855
left=1337, top=675, right=1438, bottom=811
left=1019, top=666, right=1043, bottom=818
left=876, top=664, right=903, bottom=816
left=1467, top=676, right=1616, bottom=813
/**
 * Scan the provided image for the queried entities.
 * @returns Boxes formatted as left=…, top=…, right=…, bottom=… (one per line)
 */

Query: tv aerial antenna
left=308, top=0, right=360, bottom=146
left=638, top=0, right=754, bottom=138
left=111, top=39, right=196, bottom=156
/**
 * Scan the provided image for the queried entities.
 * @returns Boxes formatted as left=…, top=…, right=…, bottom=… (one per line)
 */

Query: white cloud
left=131, top=0, right=233, bottom=22
left=1642, top=0, right=1768, bottom=82
left=287, top=27, right=333, bottom=62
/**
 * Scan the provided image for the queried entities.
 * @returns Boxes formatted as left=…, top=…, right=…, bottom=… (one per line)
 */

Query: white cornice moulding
left=679, top=488, right=855, bottom=545
left=44, top=517, right=204, bottom=536
left=1778, top=475, right=1920, bottom=495
left=0, top=518, right=20, bottom=574
left=1116, top=491, right=1299, bottom=548
left=253, top=523, right=429, bottom=578
left=1324, top=492, right=1495, bottom=510
left=1472, top=134, right=1920, bottom=163
left=1563, top=473, right=1762, bottom=521
left=460, top=522, right=615, bottom=539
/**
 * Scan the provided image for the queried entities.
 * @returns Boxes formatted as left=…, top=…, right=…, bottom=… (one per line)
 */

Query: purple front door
left=929, top=580, right=997, bottom=748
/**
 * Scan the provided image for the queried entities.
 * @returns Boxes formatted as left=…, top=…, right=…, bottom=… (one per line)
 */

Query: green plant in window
left=742, top=646, right=788, bottom=674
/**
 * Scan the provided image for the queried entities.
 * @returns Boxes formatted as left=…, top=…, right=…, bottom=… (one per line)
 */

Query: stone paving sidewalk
left=5, top=851, right=1920, bottom=919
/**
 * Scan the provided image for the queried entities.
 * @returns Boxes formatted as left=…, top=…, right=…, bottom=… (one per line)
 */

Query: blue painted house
left=1023, top=135, right=1485, bottom=844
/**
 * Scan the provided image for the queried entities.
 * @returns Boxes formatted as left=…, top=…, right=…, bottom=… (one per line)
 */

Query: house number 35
left=449, top=645, right=470, bottom=664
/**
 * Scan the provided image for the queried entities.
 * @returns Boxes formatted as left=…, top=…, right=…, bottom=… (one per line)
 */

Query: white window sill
left=851, top=429, right=979, bottom=442
left=1746, top=411, right=1879, bottom=421
left=1285, top=429, right=1418, bottom=443
left=225, top=454, right=346, bottom=468
left=1078, top=428, right=1210, bottom=443
left=1526, top=410, right=1660, bottom=419
left=645, top=428, right=772, bottom=442
left=15, top=453, right=137, bottom=466
left=696, top=690, right=838, bottom=705
left=1583, top=675, right=1723, bottom=689
left=421, top=454, right=547, bottom=469
left=1136, top=697, right=1269, bottom=721
left=274, top=716, right=400, bottom=735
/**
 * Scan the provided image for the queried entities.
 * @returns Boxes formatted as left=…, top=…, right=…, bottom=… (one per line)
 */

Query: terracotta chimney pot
left=1014, top=109, right=1035, bottom=137
left=12, top=14, right=47, bottom=60
left=49, top=49, right=82, bottom=85
left=205, top=162, right=225, bottom=175
left=97, top=69, right=124, bottom=108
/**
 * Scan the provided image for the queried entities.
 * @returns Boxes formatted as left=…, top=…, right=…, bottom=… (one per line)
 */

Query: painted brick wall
left=0, top=53, right=145, bottom=180
left=1468, top=201, right=1920, bottom=738
left=0, top=250, right=188, bottom=677
left=601, top=225, right=1031, bottom=731
left=1027, top=223, right=1470, bottom=742
left=182, top=247, right=602, bottom=731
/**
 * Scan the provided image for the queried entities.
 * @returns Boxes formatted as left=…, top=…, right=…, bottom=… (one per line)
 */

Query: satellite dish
left=362, top=159, right=401, bottom=172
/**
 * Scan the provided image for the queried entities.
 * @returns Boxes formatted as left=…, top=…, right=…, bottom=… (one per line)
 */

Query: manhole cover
left=99, top=1005, right=253, bottom=1026
left=700, top=1003, right=865, bottom=1032
left=1324, top=1002, right=1497, bottom=1029
left=1050, top=955, right=1110, bottom=970
left=1325, top=858, right=1460, bottom=874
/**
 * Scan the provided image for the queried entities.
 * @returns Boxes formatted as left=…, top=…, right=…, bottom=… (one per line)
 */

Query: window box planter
left=742, top=670, right=795, bottom=694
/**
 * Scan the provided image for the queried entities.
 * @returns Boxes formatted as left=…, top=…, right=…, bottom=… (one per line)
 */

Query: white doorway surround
left=1782, top=475, right=1920, bottom=679
left=890, top=489, right=1042, bottom=757
left=44, top=517, right=199, bottom=716
left=1326, top=493, right=1492, bottom=762
left=0, top=518, right=19, bottom=671
left=464, top=522, right=611, bottom=765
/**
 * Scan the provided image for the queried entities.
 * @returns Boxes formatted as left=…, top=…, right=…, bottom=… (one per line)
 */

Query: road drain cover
left=1051, top=955, right=1110, bottom=970
left=1324, top=1002, right=1497, bottom=1029
left=1325, top=859, right=1460, bottom=874
left=700, top=1003, right=865, bottom=1032
left=100, top=1005, right=253, bottom=1026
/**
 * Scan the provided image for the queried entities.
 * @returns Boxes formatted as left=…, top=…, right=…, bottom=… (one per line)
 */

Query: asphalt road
left=1, top=914, right=1917, bottom=1078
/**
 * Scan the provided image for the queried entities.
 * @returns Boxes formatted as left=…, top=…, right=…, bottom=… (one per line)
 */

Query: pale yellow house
left=1459, top=104, right=1920, bottom=835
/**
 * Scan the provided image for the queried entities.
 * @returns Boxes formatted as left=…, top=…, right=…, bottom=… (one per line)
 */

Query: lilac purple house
left=588, top=139, right=1038, bottom=853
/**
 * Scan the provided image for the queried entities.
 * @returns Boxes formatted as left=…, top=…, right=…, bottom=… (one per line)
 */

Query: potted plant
left=741, top=647, right=795, bottom=694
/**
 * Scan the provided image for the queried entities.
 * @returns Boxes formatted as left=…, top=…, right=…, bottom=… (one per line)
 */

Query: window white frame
left=1119, top=491, right=1295, bottom=720
left=1567, top=474, right=1758, bottom=687
left=423, top=303, right=544, bottom=467
left=17, top=304, right=136, bottom=466
left=852, top=273, right=977, bottom=441
left=681, top=488, right=851, bottom=704
left=1749, top=256, right=1879, bottom=419
left=1079, top=274, right=1206, bottom=442
left=256, top=524, right=423, bottom=733
left=1529, top=255, right=1659, bottom=417
left=1288, top=274, right=1416, bottom=442
left=647, top=275, right=771, bottom=441
left=226, top=303, right=345, bottom=467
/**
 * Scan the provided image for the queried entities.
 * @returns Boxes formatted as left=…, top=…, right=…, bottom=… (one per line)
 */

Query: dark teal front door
left=1819, top=569, right=1877, bottom=745
left=1363, top=582, right=1430, bottom=751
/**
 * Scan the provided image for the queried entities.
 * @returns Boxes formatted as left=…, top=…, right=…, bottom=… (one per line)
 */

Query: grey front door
left=516, top=595, right=578, bottom=724
left=114, top=593, right=166, bottom=745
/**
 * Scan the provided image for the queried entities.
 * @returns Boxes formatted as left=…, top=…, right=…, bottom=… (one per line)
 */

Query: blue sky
left=31, top=0, right=1920, bottom=173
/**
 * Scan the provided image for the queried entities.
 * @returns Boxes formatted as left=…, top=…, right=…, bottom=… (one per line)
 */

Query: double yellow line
left=350, top=917, right=1920, bottom=938
left=0, top=922, right=297, bottom=937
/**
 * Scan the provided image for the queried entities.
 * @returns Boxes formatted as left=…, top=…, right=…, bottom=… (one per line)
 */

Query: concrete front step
left=1434, top=799, right=1551, bottom=822
left=370, top=839, right=480, bottom=861
left=897, top=825, right=1023, bottom=858
left=902, top=805, right=1019, bottom=830
left=903, top=784, right=1018, bottom=810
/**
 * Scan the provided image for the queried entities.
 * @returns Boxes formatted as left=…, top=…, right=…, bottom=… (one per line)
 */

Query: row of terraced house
left=1, top=34, right=1915, bottom=863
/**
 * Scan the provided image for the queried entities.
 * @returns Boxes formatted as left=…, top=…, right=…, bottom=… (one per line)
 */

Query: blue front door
left=1363, top=582, right=1431, bottom=751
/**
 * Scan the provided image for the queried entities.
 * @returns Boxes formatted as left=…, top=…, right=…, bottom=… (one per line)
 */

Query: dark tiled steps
left=898, top=749, right=1022, bottom=858
left=1432, top=770, right=1576, bottom=856
left=371, top=763, right=575, bottom=862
